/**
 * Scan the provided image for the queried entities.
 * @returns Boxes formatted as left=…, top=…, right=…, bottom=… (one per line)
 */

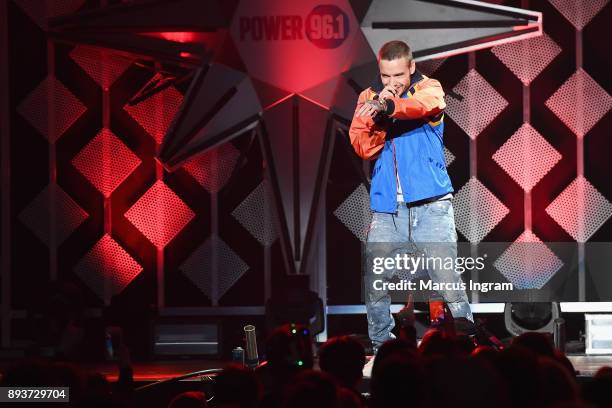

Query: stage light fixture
left=504, top=302, right=560, bottom=336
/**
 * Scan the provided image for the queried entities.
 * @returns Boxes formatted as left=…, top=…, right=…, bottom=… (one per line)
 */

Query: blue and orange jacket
left=349, top=71, right=453, bottom=213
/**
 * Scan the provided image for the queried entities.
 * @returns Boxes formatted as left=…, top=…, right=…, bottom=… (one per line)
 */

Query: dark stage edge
left=67, top=354, right=612, bottom=384
left=361, top=354, right=612, bottom=379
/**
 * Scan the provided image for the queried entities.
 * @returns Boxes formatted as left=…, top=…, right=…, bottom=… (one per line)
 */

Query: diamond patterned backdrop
left=180, top=234, right=249, bottom=304
left=8, top=0, right=267, bottom=311
left=70, top=46, right=133, bottom=90
left=492, top=33, right=561, bottom=85
left=493, top=123, right=562, bottom=192
left=184, top=143, right=240, bottom=193
left=6, top=0, right=612, bottom=316
left=445, top=69, right=508, bottom=139
left=333, top=183, right=371, bottom=243
left=14, top=0, right=84, bottom=29
left=545, top=68, right=611, bottom=138
left=494, top=230, right=564, bottom=289
left=231, top=180, right=278, bottom=247
left=453, top=178, right=510, bottom=243
left=72, top=128, right=141, bottom=198
left=548, top=0, right=609, bottom=30
left=125, top=180, right=195, bottom=249
left=19, top=183, right=88, bottom=248
left=75, top=234, right=143, bottom=301
left=546, top=176, right=612, bottom=242
left=417, top=58, right=446, bottom=77
left=124, top=86, right=184, bottom=145
left=17, top=75, right=86, bottom=143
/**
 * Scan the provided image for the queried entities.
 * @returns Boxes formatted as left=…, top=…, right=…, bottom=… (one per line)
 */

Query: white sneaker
left=363, top=355, right=375, bottom=378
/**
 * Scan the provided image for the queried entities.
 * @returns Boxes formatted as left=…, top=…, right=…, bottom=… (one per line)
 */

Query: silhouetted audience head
left=264, top=323, right=314, bottom=371
left=257, top=324, right=315, bottom=408
left=454, top=334, right=477, bottom=355
left=426, top=356, right=509, bottom=408
left=371, top=338, right=415, bottom=378
left=538, top=356, right=579, bottom=407
left=5, top=322, right=612, bottom=408
left=2, top=359, right=86, bottom=402
left=370, top=350, right=427, bottom=408
left=418, top=328, right=477, bottom=358
left=167, top=391, right=207, bottom=408
left=74, top=394, right=128, bottom=408
left=495, top=346, right=542, bottom=408
left=85, top=372, right=112, bottom=396
left=471, top=345, right=499, bottom=365
left=336, top=386, right=366, bottom=408
left=1, top=359, right=54, bottom=387
left=554, top=349, right=577, bottom=377
left=512, top=332, right=555, bottom=358
left=595, top=366, right=612, bottom=379
left=318, top=336, right=366, bottom=389
left=581, top=366, right=612, bottom=408
left=282, top=370, right=338, bottom=408
left=213, top=364, right=260, bottom=408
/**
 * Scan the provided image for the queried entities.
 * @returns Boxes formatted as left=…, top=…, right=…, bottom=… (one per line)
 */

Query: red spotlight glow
left=142, top=31, right=197, bottom=43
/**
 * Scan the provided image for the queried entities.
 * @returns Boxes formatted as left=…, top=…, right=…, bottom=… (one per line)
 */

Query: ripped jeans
left=364, top=199, right=473, bottom=350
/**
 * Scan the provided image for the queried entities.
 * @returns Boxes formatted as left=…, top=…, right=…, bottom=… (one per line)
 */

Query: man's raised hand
left=378, top=85, right=397, bottom=101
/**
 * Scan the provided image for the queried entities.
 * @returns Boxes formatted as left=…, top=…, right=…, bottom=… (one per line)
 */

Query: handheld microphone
left=370, top=91, right=395, bottom=121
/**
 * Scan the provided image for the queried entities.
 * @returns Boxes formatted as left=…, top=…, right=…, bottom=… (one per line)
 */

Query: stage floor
left=86, top=360, right=225, bottom=383
left=74, top=354, right=612, bottom=383
left=2, top=353, right=606, bottom=384
left=566, top=355, right=612, bottom=376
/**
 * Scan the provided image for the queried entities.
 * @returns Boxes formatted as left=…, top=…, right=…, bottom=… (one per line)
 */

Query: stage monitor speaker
left=153, top=322, right=220, bottom=357
left=585, top=314, right=612, bottom=355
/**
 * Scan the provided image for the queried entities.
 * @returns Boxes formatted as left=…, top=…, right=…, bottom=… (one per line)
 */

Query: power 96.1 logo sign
left=305, top=5, right=350, bottom=49
left=230, top=0, right=358, bottom=92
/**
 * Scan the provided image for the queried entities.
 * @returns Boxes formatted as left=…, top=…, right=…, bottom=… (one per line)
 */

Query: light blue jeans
left=364, top=199, right=473, bottom=350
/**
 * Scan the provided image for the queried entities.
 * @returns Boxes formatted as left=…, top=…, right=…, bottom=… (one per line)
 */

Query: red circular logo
left=305, top=5, right=350, bottom=49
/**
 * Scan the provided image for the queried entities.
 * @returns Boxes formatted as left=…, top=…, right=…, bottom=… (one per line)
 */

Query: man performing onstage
left=349, top=40, right=473, bottom=352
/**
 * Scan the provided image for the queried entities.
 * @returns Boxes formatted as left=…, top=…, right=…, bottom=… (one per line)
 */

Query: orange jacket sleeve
left=387, top=78, right=446, bottom=120
left=348, top=88, right=387, bottom=160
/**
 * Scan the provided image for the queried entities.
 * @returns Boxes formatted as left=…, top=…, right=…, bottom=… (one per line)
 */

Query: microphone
left=370, top=90, right=395, bottom=120
left=373, top=86, right=398, bottom=100
left=244, top=325, right=259, bottom=369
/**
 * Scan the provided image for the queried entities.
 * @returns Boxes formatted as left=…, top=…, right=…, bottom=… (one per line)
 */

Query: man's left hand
left=356, top=99, right=386, bottom=117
